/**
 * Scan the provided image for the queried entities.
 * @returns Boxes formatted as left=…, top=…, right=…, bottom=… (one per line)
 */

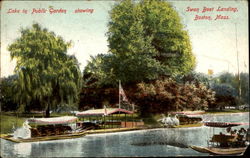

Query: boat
left=0, top=116, right=88, bottom=143
left=189, top=121, right=249, bottom=155
left=2, top=131, right=87, bottom=143
left=0, top=115, right=147, bottom=143
left=190, top=145, right=247, bottom=155
left=171, top=111, right=205, bottom=116
left=0, top=81, right=142, bottom=143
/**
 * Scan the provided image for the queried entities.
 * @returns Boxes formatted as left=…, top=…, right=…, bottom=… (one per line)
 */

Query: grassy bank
left=0, top=114, right=26, bottom=134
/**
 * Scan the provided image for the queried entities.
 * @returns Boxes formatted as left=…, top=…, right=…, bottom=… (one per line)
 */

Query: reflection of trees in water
left=1, top=140, right=16, bottom=158
left=30, top=140, right=83, bottom=157
left=14, top=143, right=31, bottom=156
left=80, top=136, right=106, bottom=157
left=203, top=113, right=249, bottom=123
left=131, top=129, right=189, bottom=148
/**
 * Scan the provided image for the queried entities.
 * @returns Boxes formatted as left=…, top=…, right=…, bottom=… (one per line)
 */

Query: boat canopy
left=76, top=108, right=133, bottom=117
left=171, top=111, right=205, bottom=115
left=204, top=122, right=241, bottom=128
left=27, top=116, right=78, bottom=125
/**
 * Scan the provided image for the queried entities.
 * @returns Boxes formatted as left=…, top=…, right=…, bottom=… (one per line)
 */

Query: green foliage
left=0, top=75, right=18, bottom=111
left=211, top=83, right=237, bottom=97
left=216, top=72, right=235, bottom=85
left=210, top=83, right=238, bottom=109
left=0, top=114, right=25, bottom=134
left=8, top=23, right=82, bottom=116
left=175, top=71, right=211, bottom=87
left=84, top=53, right=168, bottom=86
left=239, top=73, right=249, bottom=104
left=107, top=0, right=196, bottom=75
left=84, top=0, right=196, bottom=87
left=213, top=72, right=249, bottom=104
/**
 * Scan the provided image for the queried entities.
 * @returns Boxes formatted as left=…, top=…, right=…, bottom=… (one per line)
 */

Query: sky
left=1, top=0, right=249, bottom=78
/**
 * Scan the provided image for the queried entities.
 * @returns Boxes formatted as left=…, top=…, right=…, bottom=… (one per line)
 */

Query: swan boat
left=0, top=116, right=87, bottom=143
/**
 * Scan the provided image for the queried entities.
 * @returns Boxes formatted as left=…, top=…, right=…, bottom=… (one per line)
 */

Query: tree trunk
left=45, top=104, right=50, bottom=117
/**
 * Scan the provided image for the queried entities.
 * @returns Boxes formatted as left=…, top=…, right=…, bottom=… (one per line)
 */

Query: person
left=230, top=129, right=237, bottom=135
left=226, top=127, right=231, bottom=133
left=238, top=128, right=246, bottom=136
left=234, top=129, right=237, bottom=133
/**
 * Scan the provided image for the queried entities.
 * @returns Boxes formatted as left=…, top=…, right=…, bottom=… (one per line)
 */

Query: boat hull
left=189, top=145, right=247, bottom=155
left=0, top=127, right=145, bottom=143
left=0, top=132, right=86, bottom=143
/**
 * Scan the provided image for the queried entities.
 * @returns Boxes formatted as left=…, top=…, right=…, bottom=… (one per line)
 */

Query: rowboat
left=189, top=121, right=249, bottom=155
left=189, top=145, right=247, bottom=155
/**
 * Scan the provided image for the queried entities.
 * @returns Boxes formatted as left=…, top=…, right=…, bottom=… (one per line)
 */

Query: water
left=1, top=112, right=249, bottom=157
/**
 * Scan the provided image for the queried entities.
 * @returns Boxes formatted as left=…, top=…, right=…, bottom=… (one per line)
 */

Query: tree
left=84, top=53, right=167, bottom=86
left=175, top=71, right=211, bottom=87
left=107, top=0, right=196, bottom=76
left=0, top=75, right=18, bottom=111
left=239, top=73, right=249, bottom=104
left=84, top=0, right=195, bottom=86
left=127, top=78, right=215, bottom=117
left=81, top=0, right=197, bottom=110
left=210, top=83, right=237, bottom=109
left=214, top=72, right=249, bottom=105
left=8, top=23, right=82, bottom=117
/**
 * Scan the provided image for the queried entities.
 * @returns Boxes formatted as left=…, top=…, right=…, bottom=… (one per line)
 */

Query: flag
left=119, top=82, right=128, bottom=102
left=104, top=105, right=107, bottom=116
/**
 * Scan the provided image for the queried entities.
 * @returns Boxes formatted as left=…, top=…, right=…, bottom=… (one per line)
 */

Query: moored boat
left=171, top=111, right=205, bottom=116
left=0, top=116, right=88, bottom=143
left=189, top=121, right=249, bottom=155
left=190, top=145, right=247, bottom=155
left=0, top=115, right=146, bottom=143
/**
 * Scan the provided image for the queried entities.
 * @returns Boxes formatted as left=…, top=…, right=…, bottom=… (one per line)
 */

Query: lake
left=1, top=112, right=249, bottom=157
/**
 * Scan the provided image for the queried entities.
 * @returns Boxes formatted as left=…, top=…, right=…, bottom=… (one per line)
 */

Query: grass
left=0, top=114, right=26, bottom=134
left=140, top=114, right=162, bottom=128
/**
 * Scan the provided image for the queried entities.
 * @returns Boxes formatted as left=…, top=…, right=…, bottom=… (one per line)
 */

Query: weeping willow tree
left=8, top=23, right=82, bottom=117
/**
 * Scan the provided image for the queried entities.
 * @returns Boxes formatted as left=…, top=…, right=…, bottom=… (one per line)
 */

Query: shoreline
left=0, top=123, right=205, bottom=143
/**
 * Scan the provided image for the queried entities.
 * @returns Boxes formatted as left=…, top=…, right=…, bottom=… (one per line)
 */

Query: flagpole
left=235, top=23, right=241, bottom=105
left=119, top=80, right=121, bottom=109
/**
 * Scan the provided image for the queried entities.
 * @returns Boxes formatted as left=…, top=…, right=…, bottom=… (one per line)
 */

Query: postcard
left=0, top=0, right=249, bottom=157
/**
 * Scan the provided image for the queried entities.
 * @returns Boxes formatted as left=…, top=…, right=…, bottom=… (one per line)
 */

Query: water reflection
left=14, top=143, right=31, bottom=156
left=1, top=112, right=249, bottom=157
left=131, top=128, right=189, bottom=148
